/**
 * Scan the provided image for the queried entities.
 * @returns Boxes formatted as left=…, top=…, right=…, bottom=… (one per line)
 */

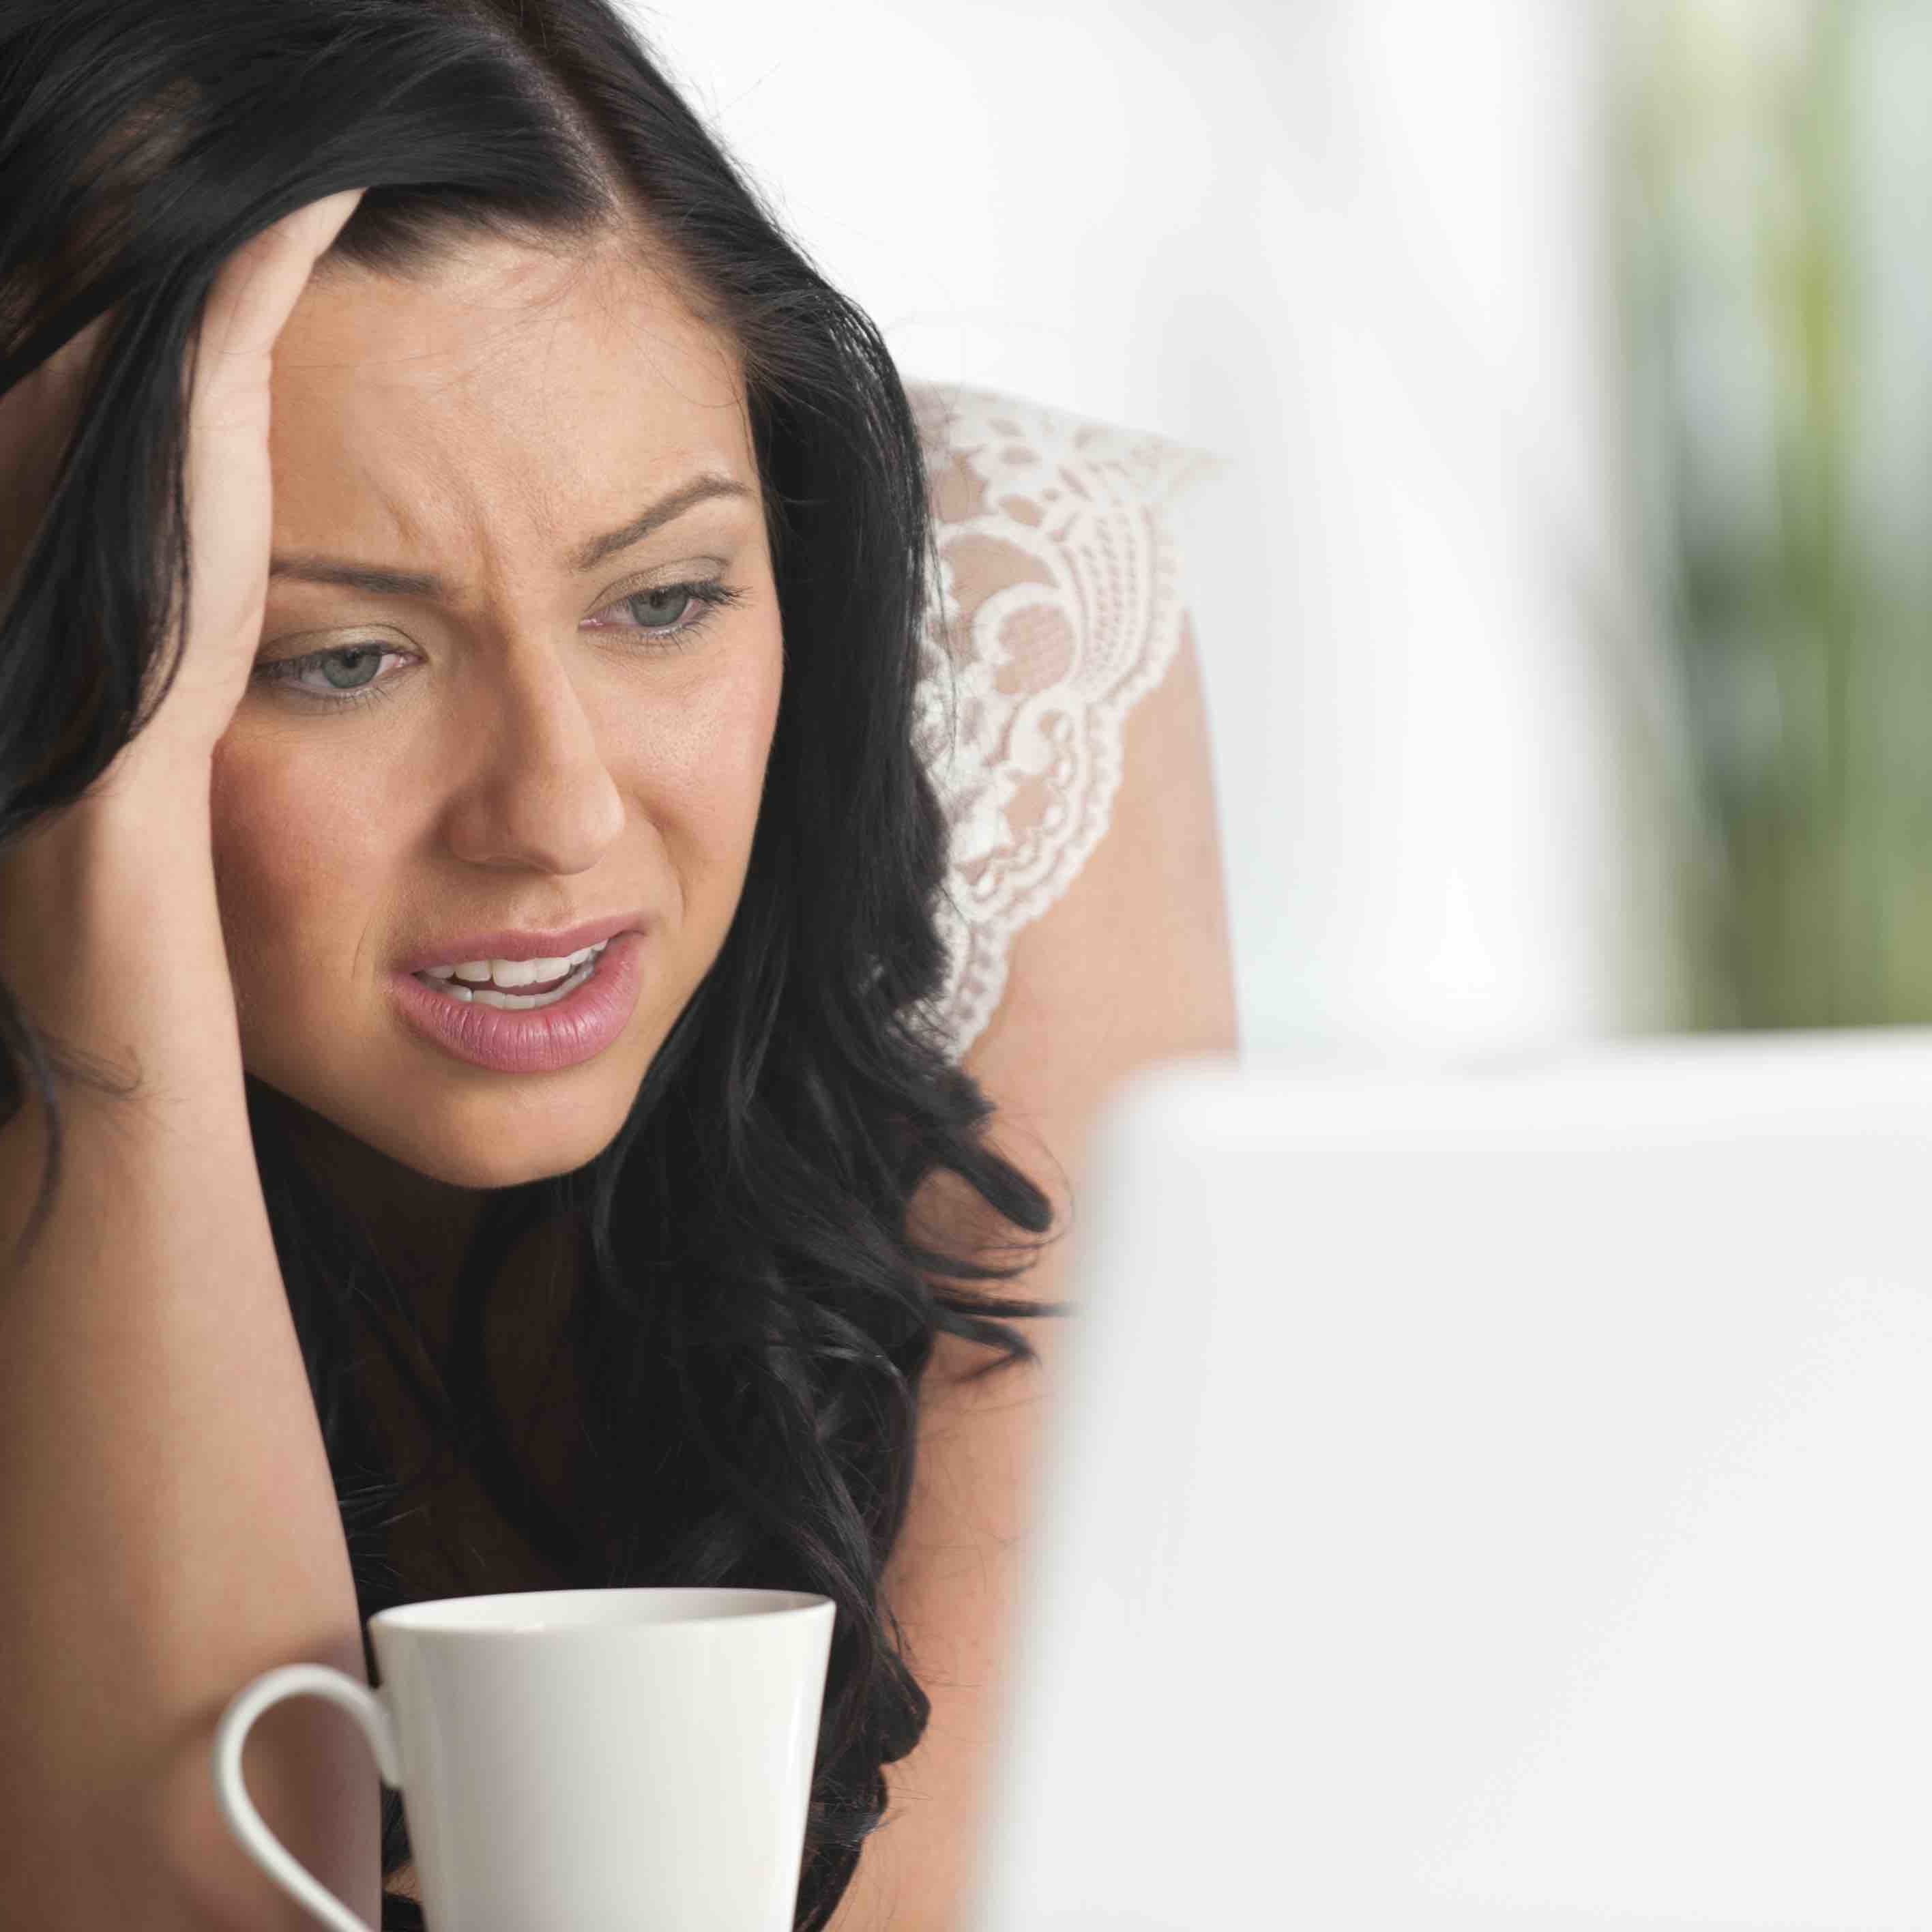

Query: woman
left=0, top=0, right=1237, bottom=1925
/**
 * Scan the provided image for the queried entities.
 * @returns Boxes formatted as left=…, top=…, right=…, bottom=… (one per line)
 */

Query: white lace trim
left=904, top=379, right=1233, bottom=1061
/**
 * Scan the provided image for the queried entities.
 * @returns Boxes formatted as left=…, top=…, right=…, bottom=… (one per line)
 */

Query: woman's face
left=211, top=233, right=783, bottom=1192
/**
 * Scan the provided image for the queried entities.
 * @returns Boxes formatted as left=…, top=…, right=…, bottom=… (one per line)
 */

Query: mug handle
left=209, top=1662, right=403, bottom=1932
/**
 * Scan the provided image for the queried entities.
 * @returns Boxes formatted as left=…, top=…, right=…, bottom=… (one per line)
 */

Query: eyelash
left=251, top=577, right=750, bottom=714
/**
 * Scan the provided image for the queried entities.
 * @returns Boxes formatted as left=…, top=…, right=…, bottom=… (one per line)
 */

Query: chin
left=259, top=1075, right=625, bottom=1195
left=389, top=1124, right=621, bottom=1192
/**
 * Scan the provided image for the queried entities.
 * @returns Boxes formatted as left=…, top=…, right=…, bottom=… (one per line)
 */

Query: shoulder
left=899, top=378, right=1234, bottom=1062
left=901, top=375, right=1233, bottom=770
left=903, top=376, right=1232, bottom=540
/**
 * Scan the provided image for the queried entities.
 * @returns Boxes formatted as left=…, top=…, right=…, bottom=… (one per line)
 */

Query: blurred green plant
left=1618, top=0, right=1932, bottom=1027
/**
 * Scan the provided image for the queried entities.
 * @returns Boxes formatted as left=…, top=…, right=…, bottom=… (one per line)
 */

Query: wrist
left=0, top=757, right=229, bottom=1083
left=83, top=732, right=217, bottom=817
left=2, top=757, right=216, bottom=926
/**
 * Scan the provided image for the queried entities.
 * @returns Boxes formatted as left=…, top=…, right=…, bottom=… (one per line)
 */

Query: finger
left=197, top=188, right=366, bottom=373
left=169, top=192, right=364, bottom=667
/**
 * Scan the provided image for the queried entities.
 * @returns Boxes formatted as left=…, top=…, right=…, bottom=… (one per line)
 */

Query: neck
left=263, top=1091, right=484, bottom=1341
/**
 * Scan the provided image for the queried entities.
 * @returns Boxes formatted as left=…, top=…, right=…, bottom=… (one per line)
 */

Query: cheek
left=208, top=742, right=392, bottom=983
left=624, top=635, right=782, bottom=855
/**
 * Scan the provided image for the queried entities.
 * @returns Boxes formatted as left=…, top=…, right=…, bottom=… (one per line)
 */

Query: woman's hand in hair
left=102, top=188, right=366, bottom=801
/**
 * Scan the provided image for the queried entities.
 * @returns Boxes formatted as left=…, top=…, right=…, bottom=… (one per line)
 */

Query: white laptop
left=967, top=1029, right=1932, bottom=1932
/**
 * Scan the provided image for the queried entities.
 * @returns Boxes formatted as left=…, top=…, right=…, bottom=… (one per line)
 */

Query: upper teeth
left=419, top=939, right=609, bottom=987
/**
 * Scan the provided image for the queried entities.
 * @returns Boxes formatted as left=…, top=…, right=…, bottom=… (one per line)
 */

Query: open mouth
left=414, top=953, right=601, bottom=1010
left=390, top=928, right=646, bottom=1076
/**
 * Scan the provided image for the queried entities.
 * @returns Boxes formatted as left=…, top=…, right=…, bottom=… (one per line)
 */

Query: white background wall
left=626, top=0, right=1675, bottom=1064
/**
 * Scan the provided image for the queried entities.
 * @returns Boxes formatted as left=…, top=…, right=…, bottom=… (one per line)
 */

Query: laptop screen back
left=969, top=1038, right=1932, bottom=1932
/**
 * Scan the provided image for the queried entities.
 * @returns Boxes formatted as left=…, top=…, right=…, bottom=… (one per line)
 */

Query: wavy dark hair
left=0, top=0, right=1066, bottom=1923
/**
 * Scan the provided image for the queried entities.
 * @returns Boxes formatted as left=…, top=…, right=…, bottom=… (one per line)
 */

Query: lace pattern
left=904, top=379, right=1233, bottom=1060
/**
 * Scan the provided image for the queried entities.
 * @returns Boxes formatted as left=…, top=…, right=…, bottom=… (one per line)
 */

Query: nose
left=439, top=637, right=628, bottom=875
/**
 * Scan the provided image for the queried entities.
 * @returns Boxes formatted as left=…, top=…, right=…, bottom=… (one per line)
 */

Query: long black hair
left=0, top=1, right=1065, bottom=1922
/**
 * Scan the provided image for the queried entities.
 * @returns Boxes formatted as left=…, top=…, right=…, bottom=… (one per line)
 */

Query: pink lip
left=394, top=912, right=644, bottom=977
left=389, top=928, right=647, bottom=1074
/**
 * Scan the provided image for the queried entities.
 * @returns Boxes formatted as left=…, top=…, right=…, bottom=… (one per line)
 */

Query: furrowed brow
left=566, top=475, right=754, bottom=572
left=267, top=473, right=755, bottom=599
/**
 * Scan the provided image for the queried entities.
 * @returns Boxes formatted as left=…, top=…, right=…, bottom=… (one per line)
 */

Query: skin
left=205, top=229, right=784, bottom=1332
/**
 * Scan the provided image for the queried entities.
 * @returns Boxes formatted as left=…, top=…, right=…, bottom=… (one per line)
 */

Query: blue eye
left=250, top=576, right=750, bottom=713
left=593, top=580, right=749, bottom=639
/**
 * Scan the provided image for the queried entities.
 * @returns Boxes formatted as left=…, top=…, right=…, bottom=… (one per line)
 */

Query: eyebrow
left=266, top=473, right=755, bottom=600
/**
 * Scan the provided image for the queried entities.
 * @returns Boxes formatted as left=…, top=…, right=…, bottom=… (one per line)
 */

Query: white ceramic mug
left=211, top=1586, right=836, bottom=1931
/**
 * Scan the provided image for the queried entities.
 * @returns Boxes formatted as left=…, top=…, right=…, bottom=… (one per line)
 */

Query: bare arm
left=0, top=782, right=378, bottom=1929
left=829, top=617, right=1240, bottom=1931
left=0, top=192, right=377, bottom=1929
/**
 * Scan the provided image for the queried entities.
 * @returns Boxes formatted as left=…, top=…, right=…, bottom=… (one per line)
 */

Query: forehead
left=265, top=235, right=754, bottom=571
